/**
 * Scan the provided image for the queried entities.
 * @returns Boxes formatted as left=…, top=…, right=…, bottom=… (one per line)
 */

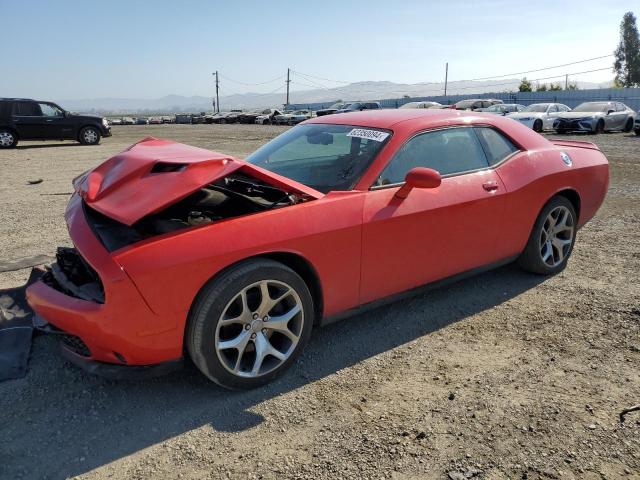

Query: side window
left=475, top=127, right=519, bottom=166
left=378, top=127, right=489, bottom=185
left=39, top=103, right=63, bottom=117
left=616, top=102, right=626, bottom=112
left=548, top=105, right=558, bottom=113
left=12, top=101, right=41, bottom=116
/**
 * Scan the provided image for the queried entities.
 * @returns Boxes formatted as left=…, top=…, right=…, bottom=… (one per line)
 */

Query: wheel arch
left=187, top=252, right=325, bottom=332
left=553, top=188, right=581, bottom=223
left=0, top=125, right=20, bottom=138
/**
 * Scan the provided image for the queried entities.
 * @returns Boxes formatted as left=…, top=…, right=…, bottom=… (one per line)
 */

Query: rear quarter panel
left=495, top=144, right=609, bottom=257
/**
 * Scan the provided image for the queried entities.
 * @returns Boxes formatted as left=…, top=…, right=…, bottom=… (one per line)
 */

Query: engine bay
left=84, top=173, right=306, bottom=252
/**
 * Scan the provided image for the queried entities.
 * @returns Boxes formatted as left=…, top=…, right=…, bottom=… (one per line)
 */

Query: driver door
left=37, top=102, right=71, bottom=140
left=360, top=127, right=508, bottom=304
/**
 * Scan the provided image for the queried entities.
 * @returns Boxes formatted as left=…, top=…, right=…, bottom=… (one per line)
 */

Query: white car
left=399, top=101, right=442, bottom=109
left=255, top=109, right=283, bottom=125
left=507, top=103, right=571, bottom=132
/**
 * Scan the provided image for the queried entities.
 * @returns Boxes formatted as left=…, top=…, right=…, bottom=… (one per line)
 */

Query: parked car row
left=503, top=101, right=636, bottom=134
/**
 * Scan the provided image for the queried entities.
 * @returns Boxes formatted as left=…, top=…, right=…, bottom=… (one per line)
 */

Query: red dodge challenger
left=26, top=109, right=609, bottom=389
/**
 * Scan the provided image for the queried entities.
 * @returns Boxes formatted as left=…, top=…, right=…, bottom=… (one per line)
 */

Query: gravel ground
left=0, top=125, right=638, bottom=480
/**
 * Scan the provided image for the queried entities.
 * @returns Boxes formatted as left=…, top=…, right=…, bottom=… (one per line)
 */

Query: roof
left=304, top=108, right=550, bottom=151
left=0, top=98, right=35, bottom=102
left=305, top=109, right=483, bottom=129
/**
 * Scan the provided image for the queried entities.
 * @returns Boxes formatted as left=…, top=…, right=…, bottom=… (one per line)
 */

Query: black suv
left=0, top=98, right=111, bottom=148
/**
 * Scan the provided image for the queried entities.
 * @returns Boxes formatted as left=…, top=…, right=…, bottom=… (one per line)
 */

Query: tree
left=536, top=83, right=548, bottom=92
left=519, top=77, right=533, bottom=92
left=614, top=12, right=640, bottom=87
left=549, top=83, right=562, bottom=91
left=566, top=82, right=579, bottom=91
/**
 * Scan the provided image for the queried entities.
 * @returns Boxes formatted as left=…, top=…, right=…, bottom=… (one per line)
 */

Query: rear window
left=12, top=101, right=41, bottom=116
left=475, top=127, right=518, bottom=166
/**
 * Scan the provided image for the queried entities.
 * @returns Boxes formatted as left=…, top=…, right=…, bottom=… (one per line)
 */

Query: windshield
left=524, top=104, right=549, bottom=112
left=328, top=102, right=344, bottom=109
left=346, top=103, right=362, bottom=110
left=486, top=105, right=502, bottom=112
left=573, top=102, right=611, bottom=112
left=246, top=124, right=391, bottom=193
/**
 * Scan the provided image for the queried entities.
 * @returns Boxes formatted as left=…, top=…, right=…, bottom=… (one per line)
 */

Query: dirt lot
left=0, top=125, right=638, bottom=480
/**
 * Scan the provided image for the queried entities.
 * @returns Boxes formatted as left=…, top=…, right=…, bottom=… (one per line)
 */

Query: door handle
left=482, top=181, right=499, bottom=192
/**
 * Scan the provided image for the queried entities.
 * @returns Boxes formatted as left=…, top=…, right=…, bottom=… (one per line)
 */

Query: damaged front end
left=72, top=137, right=322, bottom=252
left=84, top=172, right=308, bottom=252
left=42, top=247, right=105, bottom=303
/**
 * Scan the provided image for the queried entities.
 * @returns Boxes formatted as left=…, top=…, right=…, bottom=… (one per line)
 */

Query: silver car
left=553, top=101, right=636, bottom=134
left=508, top=103, right=571, bottom=132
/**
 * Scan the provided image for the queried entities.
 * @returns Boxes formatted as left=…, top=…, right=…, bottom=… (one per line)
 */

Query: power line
left=292, top=54, right=613, bottom=90
left=219, top=73, right=286, bottom=86
left=453, top=54, right=614, bottom=82
left=450, top=67, right=612, bottom=91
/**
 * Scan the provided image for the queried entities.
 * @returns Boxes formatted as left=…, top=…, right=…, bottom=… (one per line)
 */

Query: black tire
left=0, top=128, right=18, bottom=148
left=517, top=196, right=577, bottom=275
left=533, top=119, right=543, bottom=133
left=635, top=129, right=640, bottom=136
left=78, top=126, right=101, bottom=145
left=594, top=119, right=605, bottom=135
left=624, top=118, right=634, bottom=133
left=186, top=259, right=314, bottom=389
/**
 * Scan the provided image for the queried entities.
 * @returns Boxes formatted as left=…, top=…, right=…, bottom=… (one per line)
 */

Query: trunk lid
left=74, top=137, right=322, bottom=226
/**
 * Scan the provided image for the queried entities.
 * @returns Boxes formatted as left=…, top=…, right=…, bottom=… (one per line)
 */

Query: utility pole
left=286, top=68, right=291, bottom=107
left=213, top=71, right=220, bottom=113
left=565, top=73, right=568, bottom=90
left=444, top=62, right=449, bottom=97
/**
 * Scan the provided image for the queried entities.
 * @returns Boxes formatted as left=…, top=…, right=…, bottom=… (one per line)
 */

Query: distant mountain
left=59, top=79, right=614, bottom=114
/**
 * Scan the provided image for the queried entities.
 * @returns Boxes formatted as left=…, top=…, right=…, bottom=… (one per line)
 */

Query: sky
left=0, top=0, right=633, bottom=101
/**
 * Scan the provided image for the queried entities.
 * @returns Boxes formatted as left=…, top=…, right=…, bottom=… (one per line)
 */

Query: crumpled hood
left=555, top=111, right=602, bottom=119
left=73, top=137, right=322, bottom=226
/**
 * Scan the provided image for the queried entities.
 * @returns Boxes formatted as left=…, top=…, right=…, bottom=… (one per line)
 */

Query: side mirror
left=395, top=167, right=441, bottom=199
left=607, top=109, right=615, bottom=115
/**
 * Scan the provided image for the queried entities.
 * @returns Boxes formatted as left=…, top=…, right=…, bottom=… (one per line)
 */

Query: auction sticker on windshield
left=346, top=128, right=390, bottom=142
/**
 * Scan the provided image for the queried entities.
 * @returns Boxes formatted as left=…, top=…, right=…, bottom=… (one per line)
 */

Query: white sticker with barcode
left=346, top=128, right=389, bottom=142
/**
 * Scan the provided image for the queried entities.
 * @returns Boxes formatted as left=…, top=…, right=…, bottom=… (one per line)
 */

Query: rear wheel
left=533, top=119, right=543, bottom=132
left=517, top=196, right=577, bottom=275
left=79, top=126, right=101, bottom=145
left=624, top=118, right=634, bottom=132
left=0, top=129, right=17, bottom=148
left=186, top=259, right=314, bottom=389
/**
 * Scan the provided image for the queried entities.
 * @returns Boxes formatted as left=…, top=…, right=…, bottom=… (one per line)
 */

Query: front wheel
left=594, top=120, right=605, bottom=135
left=186, top=259, right=314, bottom=389
left=517, top=196, right=577, bottom=275
left=79, top=126, right=101, bottom=145
left=624, top=118, right=634, bottom=133
left=0, top=129, right=18, bottom=148
left=533, top=119, right=543, bottom=133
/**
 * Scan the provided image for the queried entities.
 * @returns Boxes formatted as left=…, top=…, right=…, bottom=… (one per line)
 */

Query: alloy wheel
left=83, top=129, right=98, bottom=143
left=539, top=205, right=574, bottom=267
left=214, top=279, right=304, bottom=378
left=0, top=131, right=14, bottom=147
